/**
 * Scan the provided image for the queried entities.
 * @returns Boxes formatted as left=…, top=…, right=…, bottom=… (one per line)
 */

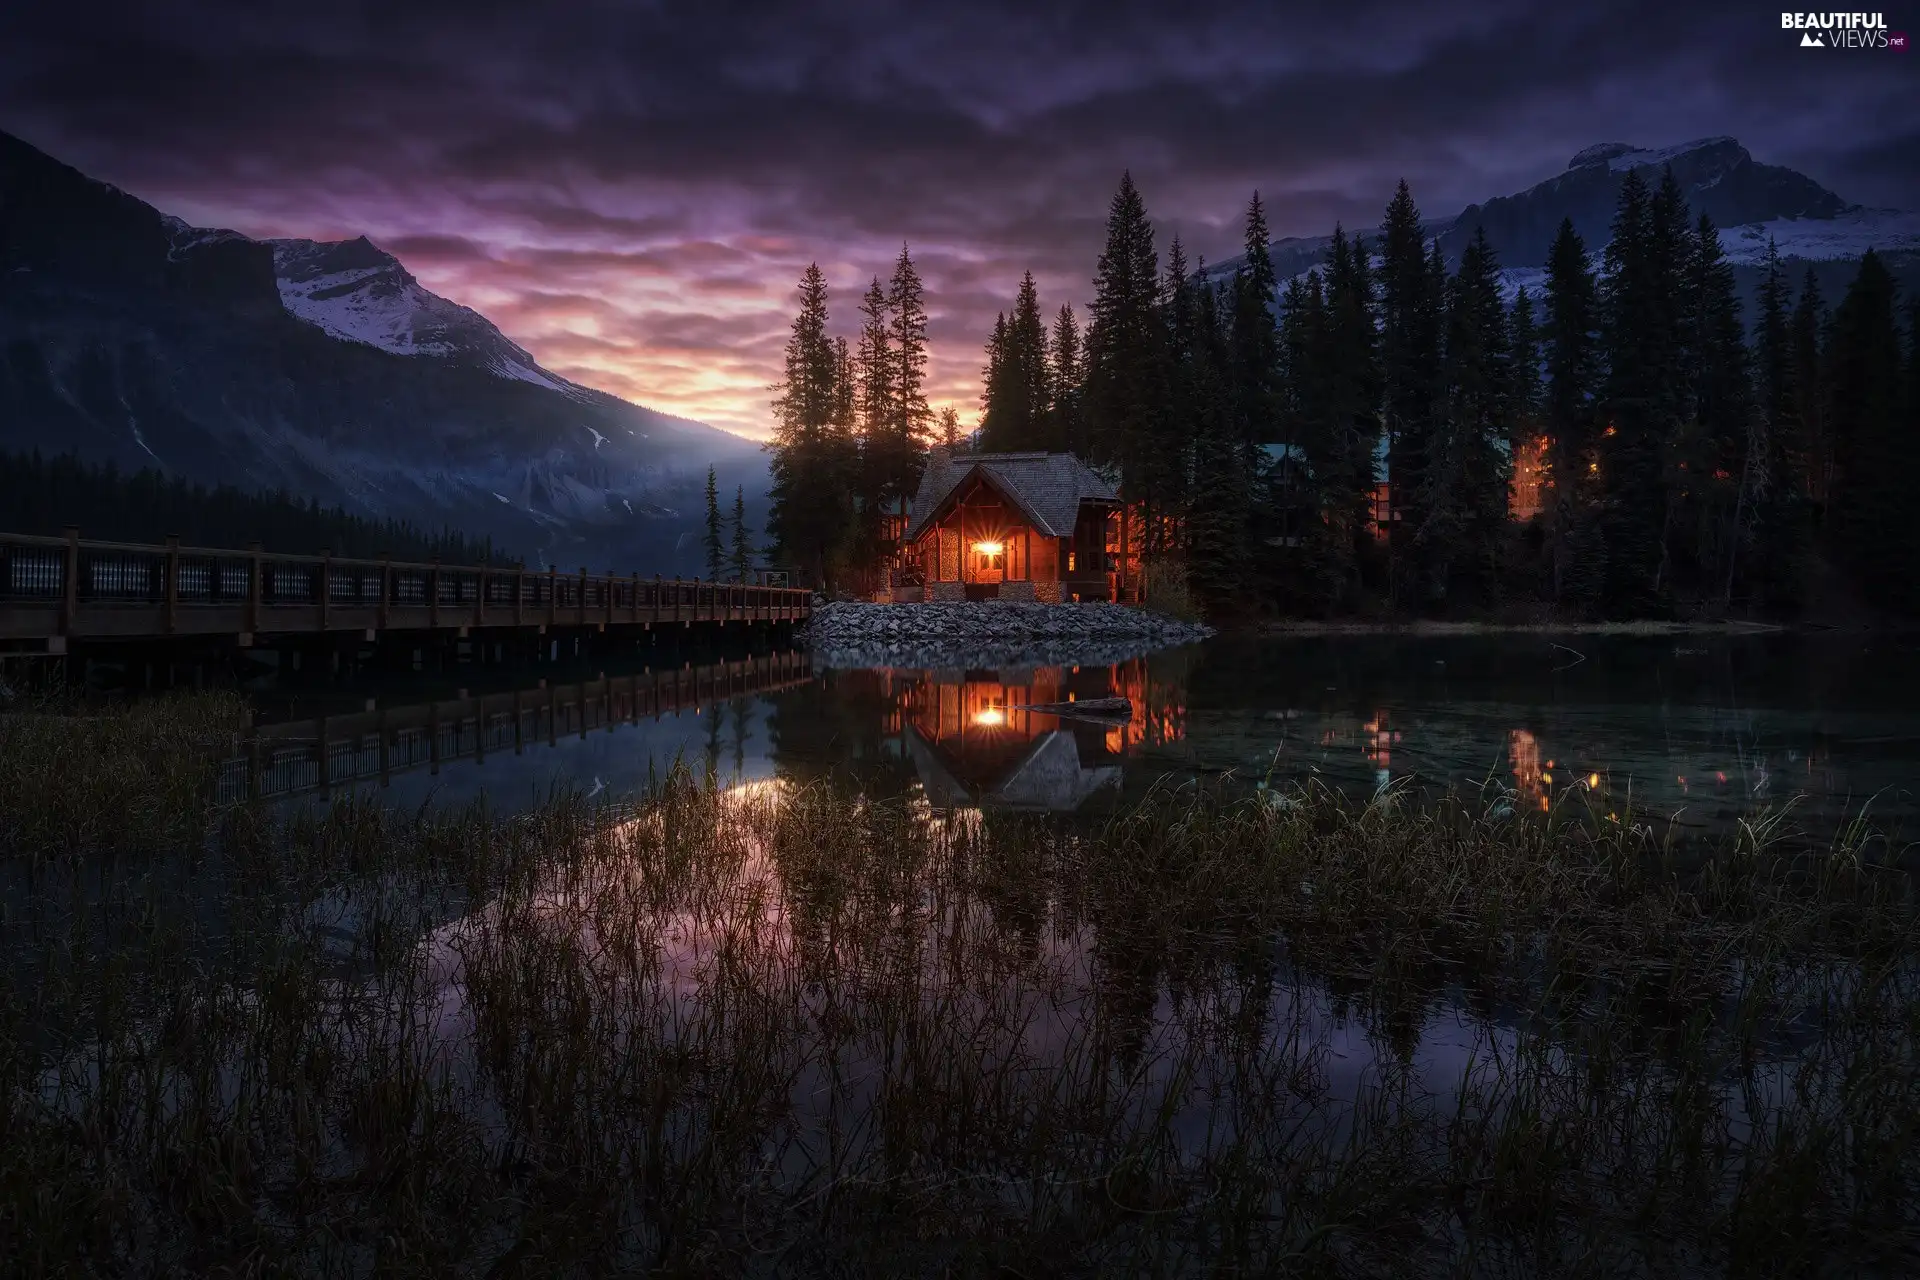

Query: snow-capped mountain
left=1438, top=136, right=1859, bottom=267
left=0, top=129, right=767, bottom=573
left=265, top=234, right=573, bottom=391
left=1204, top=135, right=1918, bottom=321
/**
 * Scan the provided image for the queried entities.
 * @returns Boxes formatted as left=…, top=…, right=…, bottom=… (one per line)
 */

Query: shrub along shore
left=2, top=693, right=1916, bottom=1275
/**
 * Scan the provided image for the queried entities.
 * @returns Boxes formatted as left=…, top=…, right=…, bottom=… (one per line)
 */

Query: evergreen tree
left=1010, top=271, right=1051, bottom=438
left=851, top=275, right=896, bottom=557
left=1377, top=181, right=1443, bottom=605
left=730, top=485, right=752, bottom=582
left=1048, top=304, right=1084, bottom=453
left=1789, top=268, right=1831, bottom=516
left=1140, top=237, right=1193, bottom=555
left=1676, top=215, right=1751, bottom=603
left=979, top=274, right=1053, bottom=450
left=1597, top=167, right=1690, bottom=615
left=1263, top=268, right=1341, bottom=607
left=1425, top=226, right=1513, bottom=606
left=1542, top=220, right=1605, bottom=609
left=1909, top=296, right=1920, bottom=429
left=1231, top=191, right=1281, bottom=461
left=936, top=406, right=962, bottom=449
left=1509, top=288, right=1541, bottom=451
left=1186, top=267, right=1249, bottom=611
left=703, top=465, right=723, bottom=580
left=0, top=449, right=510, bottom=566
left=1908, top=295, right=1920, bottom=437
left=1749, top=240, right=1806, bottom=612
left=1306, top=227, right=1383, bottom=603
left=1826, top=250, right=1912, bottom=612
left=855, top=276, right=895, bottom=439
left=1084, top=173, right=1166, bottom=524
left=888, top=244, right=932, bottom=449
left=767, top=263, right=855, bottom=589
left=979, top=312, right=1012, bottom=447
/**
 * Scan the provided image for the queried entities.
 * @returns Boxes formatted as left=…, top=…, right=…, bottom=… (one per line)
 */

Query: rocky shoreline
left=799, top=600, right=1214, bottom=669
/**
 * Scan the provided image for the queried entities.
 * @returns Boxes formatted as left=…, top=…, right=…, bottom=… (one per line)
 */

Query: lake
left=239, top=629, right=1920, bottom=843
left=14, top=628, right=1919, bottom=1271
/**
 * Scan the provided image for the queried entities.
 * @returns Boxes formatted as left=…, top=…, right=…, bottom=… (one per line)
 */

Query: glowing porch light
left=973, top=540, right=1004, bottom=556
left=973, top=706, right=1006, bottom=727
left=1588, top=772, right=1600, bottom=789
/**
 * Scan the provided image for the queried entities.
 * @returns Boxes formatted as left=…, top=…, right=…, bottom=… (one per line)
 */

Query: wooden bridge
left=219, top=649, right=813, bottom=803
left=0, top=529, right=811, bottom=653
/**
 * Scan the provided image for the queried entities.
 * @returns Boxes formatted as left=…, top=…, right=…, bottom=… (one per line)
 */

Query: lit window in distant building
left=1510, top=436, right=1550, bottom=520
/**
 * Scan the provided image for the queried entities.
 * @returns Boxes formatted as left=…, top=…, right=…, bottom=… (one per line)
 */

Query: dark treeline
left=764, top=247, right=934, bottom=589
left=701, top=464, right=756, bottom=582
left=775, top=171, right=1920, bottom=618
left=0, top=450, right=511, bottom=565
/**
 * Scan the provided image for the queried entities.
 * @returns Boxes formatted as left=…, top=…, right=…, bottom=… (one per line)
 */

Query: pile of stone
left=799, top=600, right=1213, bottom=670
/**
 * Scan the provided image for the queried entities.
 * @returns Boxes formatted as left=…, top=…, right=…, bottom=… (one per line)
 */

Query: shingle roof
left=904, top=450, right=1118, bottom=541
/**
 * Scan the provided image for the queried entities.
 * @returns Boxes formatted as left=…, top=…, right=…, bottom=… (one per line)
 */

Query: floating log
left=1013, top=697, right=1132, bottom=719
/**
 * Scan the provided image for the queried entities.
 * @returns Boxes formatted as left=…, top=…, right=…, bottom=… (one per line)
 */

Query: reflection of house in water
left=899, top=665, right=1177, bottom=812
left=908, top=724, right=1121, bottom=812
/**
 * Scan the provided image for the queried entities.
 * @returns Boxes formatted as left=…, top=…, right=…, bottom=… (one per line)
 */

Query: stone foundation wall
left=1032, top=580, right=1062, bottom=603
left=929, top=580, right=966, bottom=602
left=998, top=580, right=1036, bottom=602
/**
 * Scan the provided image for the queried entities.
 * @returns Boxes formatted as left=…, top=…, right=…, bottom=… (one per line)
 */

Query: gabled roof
left=905, top=726, right=1121, bottom=812
left=905, top=450, right=1118, bottom=542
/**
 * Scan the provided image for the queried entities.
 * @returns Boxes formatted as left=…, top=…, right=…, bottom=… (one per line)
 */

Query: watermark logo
left=1782, top=12, right=1899, bottom=48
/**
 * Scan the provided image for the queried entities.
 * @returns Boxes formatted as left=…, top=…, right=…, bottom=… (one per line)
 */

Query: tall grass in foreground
left=1, top=702, right=1918, bottom=1274
left=0, top=686, right=244, bottom=859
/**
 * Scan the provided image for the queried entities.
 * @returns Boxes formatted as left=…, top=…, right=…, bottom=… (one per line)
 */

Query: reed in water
left=1, top=693, right=1915, bottom=1275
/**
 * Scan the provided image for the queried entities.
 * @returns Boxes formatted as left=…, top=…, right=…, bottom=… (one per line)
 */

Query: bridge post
left=673, top=576, right=682, bottom=626
left=653, top=573, right=662, bottom=628
left=631, top=572, right=640, bottom=625
left=429, top=557, right=441, bottom=631
left=164, top=535, right=180, bottom=634
left=578, top=565, right=588, bottom=630
left=476, top=566, right=487, bottom=631
left=514, top=567, right=525, bottom=628
left=319, top=548, right=331, bottom=635
left=378, top=552, right=391, bottom=633
left=246, top=541, right=263, bottom=640
left=59, top=526, right=79, bottom=640
left=546, top=565, right=557, bottom=632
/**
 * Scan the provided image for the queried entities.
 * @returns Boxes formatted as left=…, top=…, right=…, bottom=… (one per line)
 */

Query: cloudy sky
left=3, top=1, right=1913, bottom=438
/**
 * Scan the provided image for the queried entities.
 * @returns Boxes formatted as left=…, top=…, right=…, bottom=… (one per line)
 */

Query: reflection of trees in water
left=767, top=633, right=1916, bottom=835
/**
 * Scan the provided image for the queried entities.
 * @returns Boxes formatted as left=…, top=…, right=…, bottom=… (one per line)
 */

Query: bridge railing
left=0, top=529, right=812, bottom=641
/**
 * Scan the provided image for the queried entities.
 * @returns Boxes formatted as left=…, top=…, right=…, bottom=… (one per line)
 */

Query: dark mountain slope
left=0, top=130, right=767, bottom=574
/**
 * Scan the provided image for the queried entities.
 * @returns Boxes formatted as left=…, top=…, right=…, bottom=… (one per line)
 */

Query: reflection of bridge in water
left=219, top=650, right=813, bottom=803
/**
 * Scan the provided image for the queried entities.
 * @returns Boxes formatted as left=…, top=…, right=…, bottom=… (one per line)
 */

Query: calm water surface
left=244, top=630, right=1920, bottom=840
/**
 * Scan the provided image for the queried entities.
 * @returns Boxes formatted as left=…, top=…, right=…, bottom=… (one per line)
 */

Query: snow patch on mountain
left=265, top=236, right=574, bottom=393
left=1572, top=137, right=1741, bottom=173
left=1722, top=208, right=1920, bottom=263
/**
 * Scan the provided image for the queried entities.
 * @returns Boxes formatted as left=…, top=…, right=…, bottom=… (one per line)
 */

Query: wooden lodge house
left=886, top=449, right=1129, bottom=603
